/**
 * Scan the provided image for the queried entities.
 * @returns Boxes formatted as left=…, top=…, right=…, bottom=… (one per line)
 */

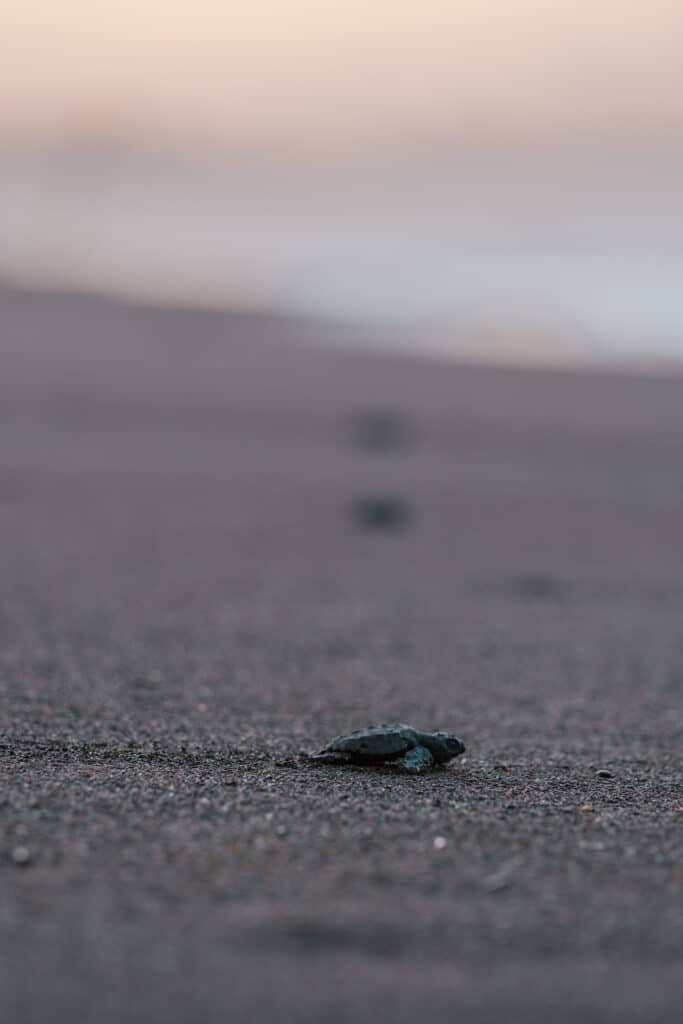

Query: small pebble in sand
left=12, top=845, right=31, bottom=866
left=595, top=769, right=614, bottom=779
left=433, top=836, right=448, bottom=851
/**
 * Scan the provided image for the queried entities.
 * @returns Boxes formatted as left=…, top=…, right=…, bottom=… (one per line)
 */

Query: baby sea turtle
left=308, top=723, right=465, bottom=774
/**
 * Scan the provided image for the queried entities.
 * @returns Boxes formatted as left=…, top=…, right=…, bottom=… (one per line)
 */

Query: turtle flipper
left=307, top=750, right=354, bottom=765
left=396, top=745, right=434, bottom=774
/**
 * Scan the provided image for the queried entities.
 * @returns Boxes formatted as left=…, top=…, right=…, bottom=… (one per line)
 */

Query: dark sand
left=1, top=287, right=682, bottom=1022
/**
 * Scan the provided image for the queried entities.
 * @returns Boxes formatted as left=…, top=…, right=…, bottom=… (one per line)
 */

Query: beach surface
left=1, top=287, right=682, bottom=1022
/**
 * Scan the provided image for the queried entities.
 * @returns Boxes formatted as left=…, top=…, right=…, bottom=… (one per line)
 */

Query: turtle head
left=430, top=732, right=466, bottom=763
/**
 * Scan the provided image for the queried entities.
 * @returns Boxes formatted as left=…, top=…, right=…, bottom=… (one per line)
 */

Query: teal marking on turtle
left=308, top=723, right=465, bottom=774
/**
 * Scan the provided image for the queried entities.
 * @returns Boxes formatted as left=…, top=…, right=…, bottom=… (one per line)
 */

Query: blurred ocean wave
left=1, top=145, right=682, bottom=368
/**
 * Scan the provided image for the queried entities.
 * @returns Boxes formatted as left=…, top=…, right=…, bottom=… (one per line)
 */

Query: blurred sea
left=1, top=147, right=681, bottom=367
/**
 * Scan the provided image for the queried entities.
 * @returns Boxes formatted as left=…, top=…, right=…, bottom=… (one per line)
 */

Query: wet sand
left=1, top=287, right=682, bottom=1022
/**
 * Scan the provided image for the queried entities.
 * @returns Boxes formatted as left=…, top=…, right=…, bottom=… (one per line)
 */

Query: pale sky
left=2, top=1, right=683, bottom=159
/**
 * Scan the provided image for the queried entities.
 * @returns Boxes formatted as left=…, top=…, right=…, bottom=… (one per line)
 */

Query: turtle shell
left=321, top=724, right=418, bottom=762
